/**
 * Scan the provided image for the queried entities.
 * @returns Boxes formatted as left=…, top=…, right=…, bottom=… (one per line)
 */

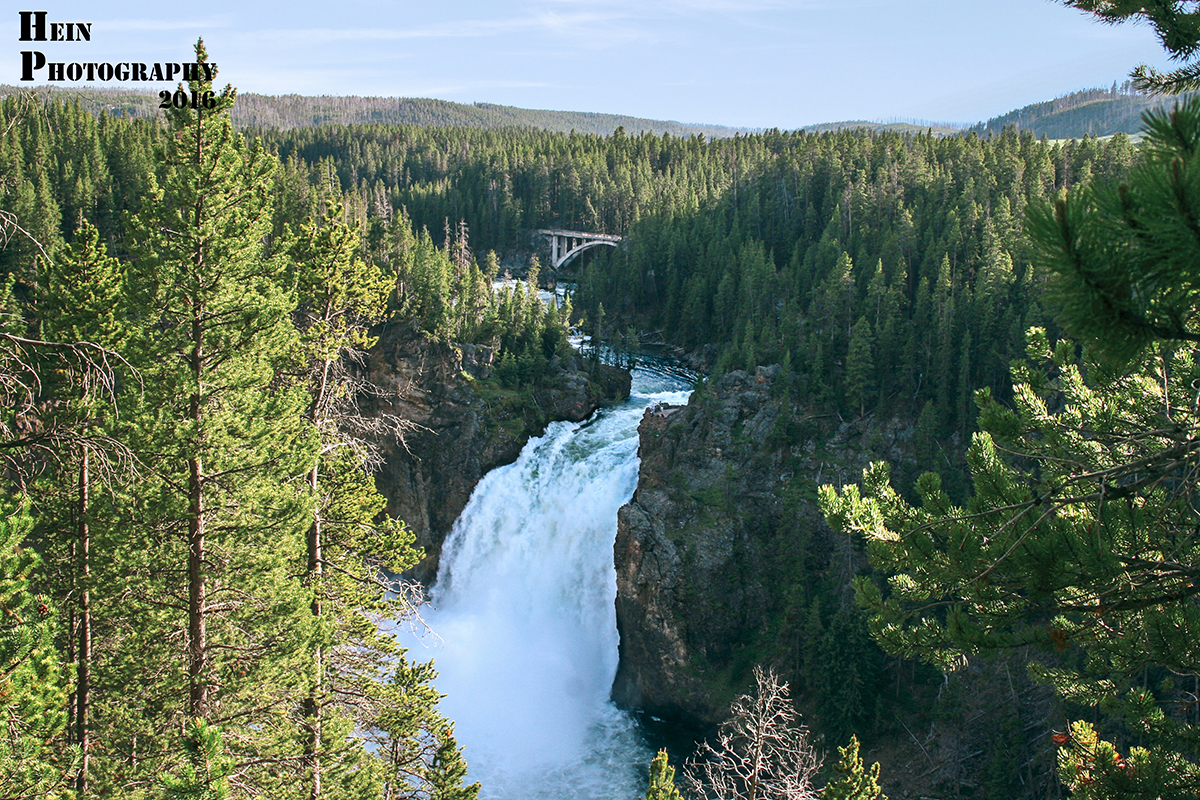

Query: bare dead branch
left=685, top=666, right=822, bottom=800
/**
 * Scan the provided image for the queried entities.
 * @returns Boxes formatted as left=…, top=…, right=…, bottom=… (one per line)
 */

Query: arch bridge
left=536, top=229, right=621, bottom=269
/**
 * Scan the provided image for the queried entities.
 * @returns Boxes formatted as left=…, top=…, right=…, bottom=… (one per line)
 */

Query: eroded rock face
left=365, top=322, right=630, bottom=584
left=612, top=368, right=1072, bottom=799
left=612, top=366, right=913, bottom=727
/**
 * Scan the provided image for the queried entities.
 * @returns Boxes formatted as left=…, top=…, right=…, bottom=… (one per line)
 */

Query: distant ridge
left=800, top=120, right=966, bottom=136
left=965, top=82, right=1196, bottom=139
left=0, top=85, right=751, bottom=138
left=3, top=82, right=1186, bottom=141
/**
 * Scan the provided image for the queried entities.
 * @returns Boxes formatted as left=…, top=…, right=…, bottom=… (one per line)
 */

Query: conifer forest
left=6, top=3, right=1200, bottom=798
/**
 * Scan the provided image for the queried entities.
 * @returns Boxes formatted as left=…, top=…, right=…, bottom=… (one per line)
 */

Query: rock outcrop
left=365, top=322, right=629, bottom=583
left=612, top=367, right=1067, bottom=799
left=612, top=366, right=914, bottom=726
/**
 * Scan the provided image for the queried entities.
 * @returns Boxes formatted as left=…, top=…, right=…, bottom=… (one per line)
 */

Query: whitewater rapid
left=401, top=361, right=693, bottom=799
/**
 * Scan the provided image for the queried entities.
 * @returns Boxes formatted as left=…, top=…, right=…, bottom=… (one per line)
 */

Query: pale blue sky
left=5, top=1, right=1177, bottom=129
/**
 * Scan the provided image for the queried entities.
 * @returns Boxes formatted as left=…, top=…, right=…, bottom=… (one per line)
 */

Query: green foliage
left=643, top=750, right=684, bottom=800
left=1054, top=719, right=1200, bottom=800
left=41, top=219, right=127, bottom=348
left=573, top=123, right=1132, bottom=443
left=805, top=606, right=883, bottom=746
left=1027, top=94, right=1200, bottom=365
left=822, top=736, right=886, bottom=800
left=0, top=91, right=161, bottom=276
left=10, top=85, right=748, bottom=137
left=159, top=718, right=234, bottom=800
left=844, top=316, right=874, bottom=415
left=291, top=201, right=390, bottom=358
left=0, top=503, right=74, bottom=799
left=821, top=325, right=1200, bottom=794
left=368, top=657, right=479, bottom=800
left=425, top=724, right=480, bottom=800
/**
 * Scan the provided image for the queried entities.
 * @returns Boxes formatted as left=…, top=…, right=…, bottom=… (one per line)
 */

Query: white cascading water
left=400, top=361, right=693, bottom=799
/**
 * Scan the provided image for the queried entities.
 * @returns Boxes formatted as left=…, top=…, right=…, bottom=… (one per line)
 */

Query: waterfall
left=401, top=362, right=693, bottom=799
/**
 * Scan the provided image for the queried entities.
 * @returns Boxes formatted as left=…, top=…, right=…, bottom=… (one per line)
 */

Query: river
left=400, top=357, right=694, bottom=799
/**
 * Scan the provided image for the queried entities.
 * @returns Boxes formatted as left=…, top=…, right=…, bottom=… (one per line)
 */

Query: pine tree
left=809, top=607, right=880, bottom=746
left=1026, top=94, right=1200, bottom=365
left=120, top=39, right=319, bottom=786
left=821, top=736, right=885, bottom=800
left=371, top=658, right=480, bottom=800
left=844, top=316, right=874, bottom=417
left=288, top=202, right=465, bottom=800
left=643, top=750, right=684, bottom=800
left=0, top=502, right=74, bottom=799
left=37, top=219, right=130, bottom=794
left=425, top=725, right=480, bottom=800
left=290, top=202, right=389, bottom=800
left=821, top=326, right=1200, bottom=798
left=159, top=719, right=234, bottom=800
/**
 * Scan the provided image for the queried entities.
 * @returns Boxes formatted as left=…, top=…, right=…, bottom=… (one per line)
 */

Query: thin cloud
left=539, top=0, right=874, bottom=12
left=230, top=9, right=652, bottom=56
left=96, top=17, right=233, bottom=32
left=234, top=10, right=637, bottom=44
left=240, top=65, right=556, bottom=98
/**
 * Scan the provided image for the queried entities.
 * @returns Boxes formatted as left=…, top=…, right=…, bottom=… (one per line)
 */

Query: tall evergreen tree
left=120, top=40, right=319, bottom=788
left=288, top=202, right=461, bottom=800
left=37, top=219, right=130, bottom=794
left=844, top=316, right=874, bottom=416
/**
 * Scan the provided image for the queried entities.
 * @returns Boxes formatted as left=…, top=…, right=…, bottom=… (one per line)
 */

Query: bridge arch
left=536, top=229, right=622, bottom=269
left=556, top=238, right=617, bottom=268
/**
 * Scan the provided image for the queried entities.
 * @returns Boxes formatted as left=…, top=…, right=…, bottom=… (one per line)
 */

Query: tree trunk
left=76, top=448, right=91, bottom=793
left=188, top=304, right=208, bottom=719
left=304, top=356, right=331, bottom=800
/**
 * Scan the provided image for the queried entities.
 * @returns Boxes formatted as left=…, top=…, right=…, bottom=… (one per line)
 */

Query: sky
left=4, top=1, right=1180, bottom=130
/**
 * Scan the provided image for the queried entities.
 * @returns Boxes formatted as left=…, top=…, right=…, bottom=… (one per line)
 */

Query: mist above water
left=401, top=362, right=693, bottom=799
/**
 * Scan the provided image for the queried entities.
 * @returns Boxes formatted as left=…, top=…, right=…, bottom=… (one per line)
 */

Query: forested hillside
left=258, top=117, right=1137, bottom=455
left=0, top=57, right=577, bottom=797
left=257, top=122, right=738, bottom=257
left=0, top=84, right=748, bottom=138
left=573, top=126, right=1135, bottom=478
left=9, top=80, right=1181, bottom=147
left=5, top=75, right=1142, bottom=483
left=1, top=59, right=1179, bottom=798
left=966, top=81, right=1196, bottom=139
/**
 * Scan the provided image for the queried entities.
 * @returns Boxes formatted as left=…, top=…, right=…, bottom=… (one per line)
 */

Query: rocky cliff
left=612, top=365, right=914, bottom=727
left=611, top=366, right=1064, bottom=799
left=365, top=322, right=630, bottom=583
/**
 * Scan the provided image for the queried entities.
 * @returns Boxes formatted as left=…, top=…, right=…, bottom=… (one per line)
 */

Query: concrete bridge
left=536, top=229, right=621, bottom=269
